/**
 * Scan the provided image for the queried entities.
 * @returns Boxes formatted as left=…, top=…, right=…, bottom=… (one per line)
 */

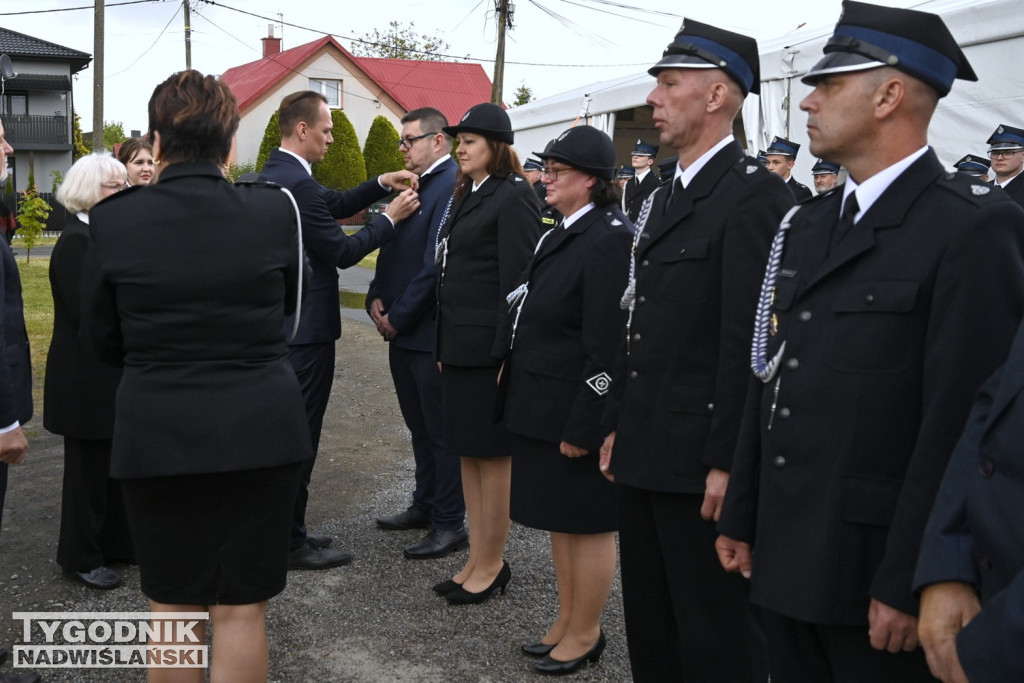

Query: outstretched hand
left=380, top=170, right=419, bottom=192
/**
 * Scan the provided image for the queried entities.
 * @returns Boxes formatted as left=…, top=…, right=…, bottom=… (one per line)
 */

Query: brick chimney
left=262, top=25, right=281, bottom=58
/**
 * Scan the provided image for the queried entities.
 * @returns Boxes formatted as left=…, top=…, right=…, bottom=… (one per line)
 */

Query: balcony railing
left=3, top=114, right=69, bottom=147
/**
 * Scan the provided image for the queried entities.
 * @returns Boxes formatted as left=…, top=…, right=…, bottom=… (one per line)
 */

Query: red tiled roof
left=220, top=35, right=493, bottom=122
left=356, top=58, right=493, bottom=124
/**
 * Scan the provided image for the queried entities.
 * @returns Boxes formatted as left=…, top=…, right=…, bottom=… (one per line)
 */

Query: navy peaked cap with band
left=649, top=18, right=760, bottom=96
left=442, top=102, right=514, bottom=144
left=987, top=125, right=1024, bottom=152
left=631, top=140, right=659, bottom=157
left=802, top=0, right=976, bottom=97
left=535, top=125, right=617, bottom=180
left=766, top=137, right=800, bottom=157
left=617, top=166, right=635, bottom=179
left=756, top=150, right=768, bottom=164
left=954, top=154, right=991, bottom=176
left=523, top=157, right=544, bottom=172
left=812, top=159, right=841, bottom=175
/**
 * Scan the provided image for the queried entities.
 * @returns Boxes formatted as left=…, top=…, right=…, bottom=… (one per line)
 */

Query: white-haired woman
left=45, top=152, right=133, bottom=590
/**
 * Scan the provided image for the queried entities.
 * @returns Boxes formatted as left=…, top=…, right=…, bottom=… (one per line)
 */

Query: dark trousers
left=0, top=461, right=7, bottom=545
left=287, top=341, right=336, bottom=550
left=389, top=345, right=464, bottom=530
left=618, top=484, right=768, bottom=682
left=56, top=437, right=134, bottom=572
left=762, top=608, right=933, bottom=683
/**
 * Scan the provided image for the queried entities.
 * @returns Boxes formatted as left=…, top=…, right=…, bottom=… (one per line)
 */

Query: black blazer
left=1002, top=171, right=1024, bottom=209
left=367, top=157, right=456, bottom=353
left=43, top=214, right=121, bottom=439
left=604, top=141, right=794, bottom=494
left=914, top=320, right=1024, bottom=682
left=0, top=228, right=31, bottom=428
left=787, top=176, right=813, bottom=202
left=719, top=149, right=1024, bottom=625
left=436, top=174, right=542, bottom=367
left=259, top=148, right=392, bottom=345
left=503, top=205, right=632, bottom=452
left=624, top=171, right=659, bottom=223
left=83, top=162, right=313, bottom=479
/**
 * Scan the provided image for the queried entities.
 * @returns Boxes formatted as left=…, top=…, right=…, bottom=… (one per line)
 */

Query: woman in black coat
left=46, top=152, right=134, bottom=590
left=503, top=126, right=631, bottom=674
left=83, top=70, right=312, bottom=682
left=433, top=103, right=542, bottom=604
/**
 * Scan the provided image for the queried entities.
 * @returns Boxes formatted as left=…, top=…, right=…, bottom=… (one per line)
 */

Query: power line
left=107, top=2, right=182, bottom=78
left=0, top=0, right=159, bottom=16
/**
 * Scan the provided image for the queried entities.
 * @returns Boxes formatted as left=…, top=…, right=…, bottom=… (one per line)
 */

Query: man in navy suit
left=915, top=319, right=1024, bottom=682
left=368, top=108, right=467, bottom=559
left=259, top=90, right=419, bottom=570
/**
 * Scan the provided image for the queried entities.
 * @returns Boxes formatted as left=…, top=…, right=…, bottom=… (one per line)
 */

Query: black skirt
left=441, top=364, right=509, bottom=458
left=509, top=433, right=618, bottom=534
left=120, top=462, right=302, bottom=605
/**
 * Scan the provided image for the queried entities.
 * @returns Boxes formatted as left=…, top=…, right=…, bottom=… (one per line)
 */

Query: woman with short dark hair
left=83, top=70, right=311, bottom=682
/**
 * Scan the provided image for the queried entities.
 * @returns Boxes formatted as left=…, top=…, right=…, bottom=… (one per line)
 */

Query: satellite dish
left=0, top=55, right=14, bottom=97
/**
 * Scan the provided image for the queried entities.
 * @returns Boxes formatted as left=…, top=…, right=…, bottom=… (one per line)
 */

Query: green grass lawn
left=16, top=257, right=52, bottom=410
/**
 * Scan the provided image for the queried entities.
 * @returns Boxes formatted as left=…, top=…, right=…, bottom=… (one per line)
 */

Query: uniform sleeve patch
left=586, top=372, right=612, bottom=395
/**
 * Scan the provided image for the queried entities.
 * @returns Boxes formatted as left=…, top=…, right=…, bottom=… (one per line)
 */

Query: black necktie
left=667, top=177, right=684, bottom=209
left=829, top=191, right=859, bottom=252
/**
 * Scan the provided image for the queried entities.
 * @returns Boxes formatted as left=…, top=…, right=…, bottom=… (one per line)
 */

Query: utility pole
left=92, top=0, right=104, bottom=151
left=184, top=0, right=192, bottom=70
left=491, top=0, right=514, bottom=105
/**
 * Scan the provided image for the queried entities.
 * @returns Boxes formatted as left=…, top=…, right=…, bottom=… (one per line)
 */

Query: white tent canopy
left=509, top=0, right=1024, bottom=182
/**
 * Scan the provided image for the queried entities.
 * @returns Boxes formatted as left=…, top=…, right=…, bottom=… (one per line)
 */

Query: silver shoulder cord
left=619, top=187, right=659, bottom=355
left=279, top=187, right=304, bottom=343
left=505, top=226, right=558, bottom=350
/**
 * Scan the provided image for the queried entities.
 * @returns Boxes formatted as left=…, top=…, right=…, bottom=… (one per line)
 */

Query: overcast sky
left=0, top=0, right=924, bottom=134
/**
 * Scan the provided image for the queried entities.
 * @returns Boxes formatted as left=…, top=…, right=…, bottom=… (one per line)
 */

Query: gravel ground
left=0, top=320, right=632, bottom=682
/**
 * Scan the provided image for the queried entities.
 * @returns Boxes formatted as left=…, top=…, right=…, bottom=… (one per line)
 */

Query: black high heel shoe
left=445, top=560, right=511, bottom=605
left=432, top=578, right=462, bottom=596
left=533, top=631, right=606, bottom=676
left=521, top=641, right=557, bottom=657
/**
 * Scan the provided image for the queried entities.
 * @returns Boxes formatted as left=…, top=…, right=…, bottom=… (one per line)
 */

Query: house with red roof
left=221, top=29, right=493, bottom=167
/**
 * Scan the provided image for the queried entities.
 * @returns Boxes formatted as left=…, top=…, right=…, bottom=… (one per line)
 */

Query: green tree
left=313, top=110, right=366, bottom=191
left=71, top=110, right=89, bottom=160
left=50, top=169, right=64, bottom=193
left=224, top=161, right=258, bottom=183
left=15, top=187, right=51, bottom=263
left=256, top=111, right=280, bottom=172
left=84, top=121, right=126, bottom=153
left=363, top=116, right=404, bottom=178
left=512, top=83, right=534, bottom=107
left=352, top=21, right=450, bottom=60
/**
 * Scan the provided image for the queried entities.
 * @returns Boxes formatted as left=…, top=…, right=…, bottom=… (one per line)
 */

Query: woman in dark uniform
left=433, top=103, right=542, bottom=604
left=503, top=126, right=631, bottom=674
left=47, top=153, right=134, bottom=590
left=83, top=70, right=311, bottom=682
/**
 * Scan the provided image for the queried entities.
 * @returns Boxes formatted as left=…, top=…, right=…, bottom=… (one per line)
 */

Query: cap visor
left=802, top=52, right=886, bottom=85
left=648, top=54, right=719, bottom=76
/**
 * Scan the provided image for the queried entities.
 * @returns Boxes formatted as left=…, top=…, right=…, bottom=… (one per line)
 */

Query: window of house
left=1, top=93, right=28, bottom=117
left=309, top=79, right=342, bottom=108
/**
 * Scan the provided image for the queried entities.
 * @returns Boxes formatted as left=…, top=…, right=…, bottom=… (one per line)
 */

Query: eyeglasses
left=989, top=150, right=1023, bottom=159
left=101, top=181, right=126, bottom=191
left=398, top=132, right=437, bottom=150
left=541, top=166, right=579, bottom=181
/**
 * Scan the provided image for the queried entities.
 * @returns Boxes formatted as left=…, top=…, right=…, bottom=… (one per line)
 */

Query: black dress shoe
left=534, top=631, right=606, bottom=676
left=0, top=647, right=6, bottom=665
left=288, top=544, right=352, bottom=570
left=307, top=534, right=333, bottom=549
left=446, top=560, right=511, bottom=605
left=431, top=578, right=462, bottom=596
left=521, top=641, right=557, bottom=657
left=0, top=670, right=42, bottom=683
left=376, top=506, right=430, bottom=530
left=64, top=566, right=122, bottom=590
left=404, top=529, right=468, bottom=559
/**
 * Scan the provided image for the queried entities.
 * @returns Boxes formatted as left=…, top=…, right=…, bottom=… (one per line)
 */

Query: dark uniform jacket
left=787, top=176, right=813, bottom=202
left=719, top=149, right=1024, bottom=625
left=0, top=228, right=31, bottom=428
left=503, top=205, right=632, bottom=452
left=435, top=174, right=541, bottom=367
left=914, top=319, right=1024, bottom=683
left=84, top=162, right=313, bottom=479
left=624, top=170, right=660, bottom=223
left=44, top=215, right=120, bottom=439
left=603, top=141, right=794, bottom=493
left=259, top=148, right=392, bottom=345
left=1001, top=171, right=1024, bottom=209
left=367, top=157, right=456, bottom=353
